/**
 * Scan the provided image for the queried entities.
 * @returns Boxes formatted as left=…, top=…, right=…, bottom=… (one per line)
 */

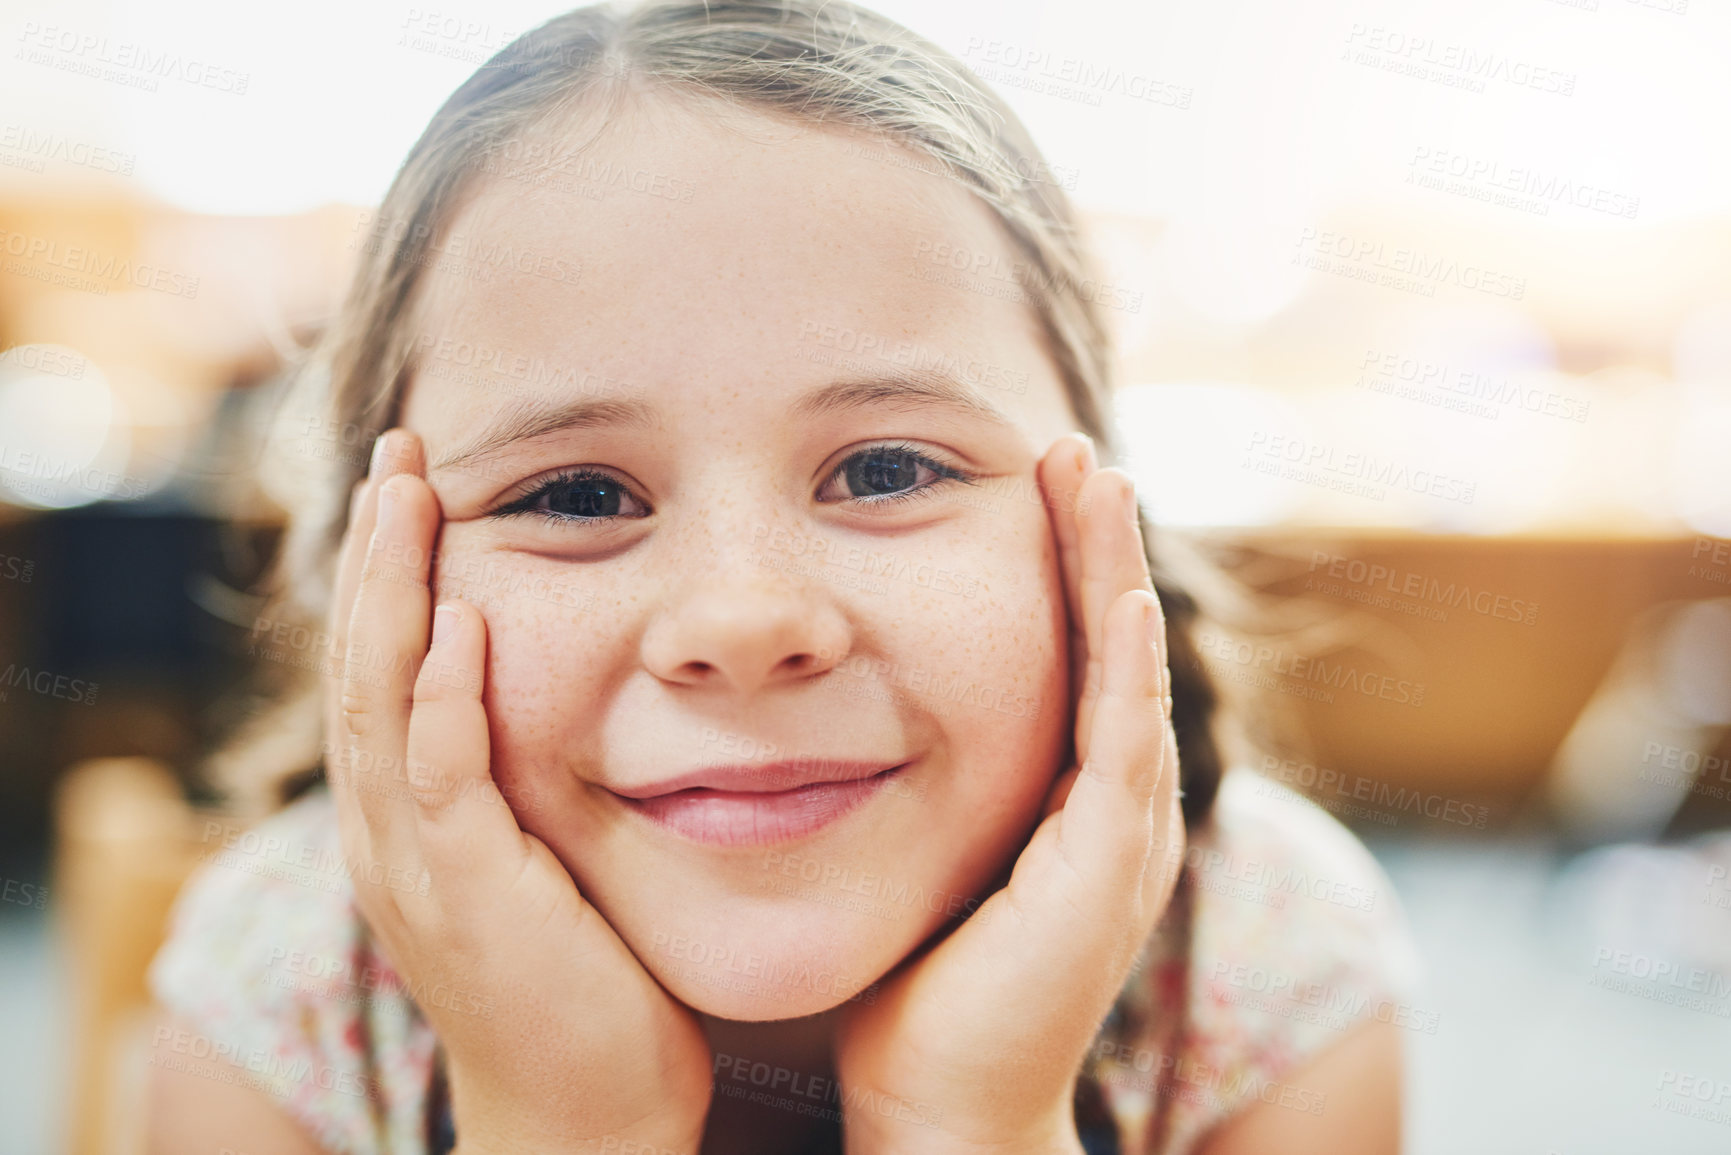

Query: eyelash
left=487, top=443, right=978, bottom=524
left=824, top=441, right=978, bottom=508
left=489, top=468, right=636, bottom=525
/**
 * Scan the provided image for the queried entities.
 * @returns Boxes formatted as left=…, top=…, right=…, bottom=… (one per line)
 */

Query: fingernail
left=1123, top=478, right=1138, bottom=521
left=432, top=604, right=459, bottom=646
left=370, top=431, right=397, bottom=477
left=1144, top=596, right=1160, bottom=648
left=1075, top=433, right=1096, bottom=473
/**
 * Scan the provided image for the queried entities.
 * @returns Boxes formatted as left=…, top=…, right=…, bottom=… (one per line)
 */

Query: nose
left=640, top=558, right=853, bottom=694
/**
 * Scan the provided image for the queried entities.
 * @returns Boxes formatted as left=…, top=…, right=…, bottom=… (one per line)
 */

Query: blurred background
left=1, top=0, right=1729, bottom=1151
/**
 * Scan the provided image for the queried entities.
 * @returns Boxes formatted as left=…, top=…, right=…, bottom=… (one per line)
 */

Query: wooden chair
left=52, top=758, right=230, bottom=1155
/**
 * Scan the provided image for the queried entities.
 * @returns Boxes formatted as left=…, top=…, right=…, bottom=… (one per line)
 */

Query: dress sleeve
left=146, top=788, right=441, bottom=1155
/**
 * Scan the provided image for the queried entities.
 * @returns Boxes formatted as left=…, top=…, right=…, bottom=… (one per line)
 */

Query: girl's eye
left=488, top=444, right=975, bottom=525
left=817, top=443, right=976, bottom=506
left=490, top=469, right=650, bottom=523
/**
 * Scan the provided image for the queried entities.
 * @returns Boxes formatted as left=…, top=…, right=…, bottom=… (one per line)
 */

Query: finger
left=1036, top=435, right=1096, bottom=737
left=1034, top=433, right=1096, bottom=643
left=1073, top=468, right=1155, bottom=767
left=326, top=480, right=375, bottom=704
left=328, top=431, right=426, bottom=655
left=405, top=601, right=524, bottom=868
left=324, top=477, right=380, bottom=848
left=325, top=430, right=427, bottom=723
left=1057, top=588, right=1177, bottom=929
left=338, top=469, right=442, bottom=867
left=324, top=430, right=425, bottom=841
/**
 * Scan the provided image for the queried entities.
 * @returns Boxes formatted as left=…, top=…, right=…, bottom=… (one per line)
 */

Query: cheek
left=867, top=503, right=1071, bottom=829
left=429, top=525, right=636, bottom=785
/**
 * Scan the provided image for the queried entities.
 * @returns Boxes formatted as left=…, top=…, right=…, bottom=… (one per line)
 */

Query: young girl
left=145, top=3, right=1416, bottom=1152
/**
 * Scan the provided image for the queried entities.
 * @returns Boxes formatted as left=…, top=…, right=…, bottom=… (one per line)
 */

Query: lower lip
left=619, top=764, right=909, bottom=846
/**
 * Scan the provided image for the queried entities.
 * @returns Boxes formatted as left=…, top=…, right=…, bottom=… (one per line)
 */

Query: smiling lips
left=611, top=759, right=909, bottom=846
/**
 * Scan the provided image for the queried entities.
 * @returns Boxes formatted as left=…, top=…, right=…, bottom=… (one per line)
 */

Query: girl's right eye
left=488, top=468, right=651, bottom=523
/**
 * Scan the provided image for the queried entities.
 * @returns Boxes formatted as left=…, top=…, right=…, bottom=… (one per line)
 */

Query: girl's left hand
left=834, top=435, right=1187, bottom=1155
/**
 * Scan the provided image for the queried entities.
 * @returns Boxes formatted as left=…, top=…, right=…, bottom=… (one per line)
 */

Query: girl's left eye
left=816, top=443, right=977, bottom=506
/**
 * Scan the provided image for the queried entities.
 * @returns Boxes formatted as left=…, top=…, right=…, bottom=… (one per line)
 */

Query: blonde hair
left=220, top=0, right=1228, bottom=828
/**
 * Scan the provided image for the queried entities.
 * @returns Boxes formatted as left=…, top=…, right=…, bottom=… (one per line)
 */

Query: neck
left=698, top=1009, right=843, bottom=1155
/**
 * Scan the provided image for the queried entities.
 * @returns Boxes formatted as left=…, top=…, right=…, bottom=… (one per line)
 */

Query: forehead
left=402, top=91, right=1066, bottom=428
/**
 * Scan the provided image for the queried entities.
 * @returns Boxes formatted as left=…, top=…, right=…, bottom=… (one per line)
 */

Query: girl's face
left=400, top=95, right=1082, bottom=1020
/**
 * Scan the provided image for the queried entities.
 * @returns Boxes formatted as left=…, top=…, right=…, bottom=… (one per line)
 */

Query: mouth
left=611, top=759, right=911, bottom=846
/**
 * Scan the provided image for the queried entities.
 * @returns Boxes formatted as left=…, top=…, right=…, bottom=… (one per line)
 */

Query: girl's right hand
left=323, top=429, right=713, bottom=1154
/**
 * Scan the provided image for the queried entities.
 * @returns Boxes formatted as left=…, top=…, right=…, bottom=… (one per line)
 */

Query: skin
left=399, top=93, right=1085, bottom=1038
left=145, top=92, right=1401, bottom=1154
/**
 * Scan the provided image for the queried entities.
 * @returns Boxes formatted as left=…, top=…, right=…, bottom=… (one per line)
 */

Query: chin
left=623, top=892, right=936, bottom=1021
left=650, top=963, right=861, bottom=1022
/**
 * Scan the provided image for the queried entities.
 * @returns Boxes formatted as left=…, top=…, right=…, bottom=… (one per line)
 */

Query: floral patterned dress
left=148, top=766, right=1420, bottom=1154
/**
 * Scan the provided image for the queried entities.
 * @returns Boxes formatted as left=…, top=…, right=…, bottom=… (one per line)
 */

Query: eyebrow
left=427, top=369, right=1015, bottom=477
left=791, top=371, right=1017, bottom=429
left=429, top=394, right=659, bottom=476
